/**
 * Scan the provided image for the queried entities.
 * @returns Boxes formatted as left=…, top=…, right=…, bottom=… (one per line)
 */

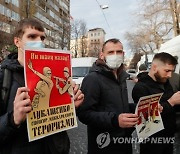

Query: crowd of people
left=0, top=17, right=180, bottom=154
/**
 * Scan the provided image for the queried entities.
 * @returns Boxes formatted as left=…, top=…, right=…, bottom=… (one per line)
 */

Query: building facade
left=70, top=28, right=106, bottom=58
left=87, top=28, right=105, bottom=57
left=0, top=0, right=70, bottom=50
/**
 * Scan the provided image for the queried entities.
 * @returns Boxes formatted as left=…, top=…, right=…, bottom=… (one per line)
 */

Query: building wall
left=178, top=2, right=180, bottom=22
left=0, top=0, right=70, bottom=50
left=87, top=28, right=105, bottom=56
left=70, top=28, right=106, bottom=58
left=70, top=36, right=88, bottom=57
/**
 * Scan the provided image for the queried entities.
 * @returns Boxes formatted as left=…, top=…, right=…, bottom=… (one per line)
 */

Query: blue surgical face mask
left=25, top=41, right=45, bottom=48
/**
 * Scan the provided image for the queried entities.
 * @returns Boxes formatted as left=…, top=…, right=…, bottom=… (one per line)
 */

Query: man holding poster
left=0, top=18, right=84, bottom=154
left=132, top=52, right=180, bottom=154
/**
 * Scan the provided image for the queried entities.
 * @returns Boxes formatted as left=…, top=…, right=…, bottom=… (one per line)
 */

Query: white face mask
left=105, top=54, right=124, bottom=69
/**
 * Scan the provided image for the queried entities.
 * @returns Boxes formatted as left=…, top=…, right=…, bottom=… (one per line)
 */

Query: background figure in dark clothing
left=132, top=52, right=180, bottom=154
left=78, top=38, right=138, bottom=154
left=169, top=72, right=180, bottom=153
left=169, top=72, right=180, bottom=93
left=136, top=64, right=148, bottom=80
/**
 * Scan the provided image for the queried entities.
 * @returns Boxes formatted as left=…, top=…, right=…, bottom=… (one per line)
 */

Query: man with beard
left=132, top=52, right=180, bottom=154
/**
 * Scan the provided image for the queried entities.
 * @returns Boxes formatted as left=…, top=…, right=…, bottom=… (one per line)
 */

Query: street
left=68, top=118, right=87, bottom=154
left=68, top=117, right=180, bottom=154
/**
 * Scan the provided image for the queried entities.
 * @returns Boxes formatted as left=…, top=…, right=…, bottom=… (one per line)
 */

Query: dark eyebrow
left=27, top=33, right=46, bottom=40
left=117, top=50, right=123, bottom=52
left=27, top=33, right=37, bottom=38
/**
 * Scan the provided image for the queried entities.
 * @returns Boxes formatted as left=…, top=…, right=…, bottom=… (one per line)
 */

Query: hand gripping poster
left=24, top=48, right=77, bottom=142
left=135, top=93, right=164, bottom=141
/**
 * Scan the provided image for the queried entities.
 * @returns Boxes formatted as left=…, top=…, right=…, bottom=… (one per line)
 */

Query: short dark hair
left=13, top=18, right=44, bottom=38
left=153, top=52, right=178, bottom=65
left=102, top=38, right=122, bottom=52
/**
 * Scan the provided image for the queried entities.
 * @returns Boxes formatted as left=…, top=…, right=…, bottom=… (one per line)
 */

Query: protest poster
left=24, top=48, right=77, bottom=142
left=135, top=93, right=164, bottom=141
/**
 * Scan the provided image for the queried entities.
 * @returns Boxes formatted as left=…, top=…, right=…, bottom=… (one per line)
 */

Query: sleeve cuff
left=111, top=114, right=119, bottom=128
left=8, top=111, right=20, bottom=129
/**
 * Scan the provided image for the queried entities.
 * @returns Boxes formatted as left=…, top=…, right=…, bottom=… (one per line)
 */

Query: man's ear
left=152, top=63, right=157, bottom=72
left=99, top=51, right=104, bottom=60
left=14, top=37, right=20, bottom=48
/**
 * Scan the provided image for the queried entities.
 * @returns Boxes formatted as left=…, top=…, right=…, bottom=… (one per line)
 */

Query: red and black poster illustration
left=135, top=93, right=164, bottom=141
left=24, top=48, right=77, bottom=142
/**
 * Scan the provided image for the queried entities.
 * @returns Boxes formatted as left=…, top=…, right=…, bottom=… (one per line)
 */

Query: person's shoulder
left=172, top=72, right=180, bottom=78
left=83, top=71, right=99, bottom=81
left=133, top=78, right=149, bottom=90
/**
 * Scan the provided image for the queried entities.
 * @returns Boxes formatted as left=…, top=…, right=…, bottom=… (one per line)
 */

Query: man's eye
left=108, top=51, right=114, bottom=54
left=117, top=50, right=123, bottom=54
left=29, top=35, right=36, bottom=39
left=41, top=36, right=46, bottom=41
left=166, top=70, right=171, bottom=72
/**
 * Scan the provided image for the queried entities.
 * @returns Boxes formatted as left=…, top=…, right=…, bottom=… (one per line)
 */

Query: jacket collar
left=90, top=59, right=129, bottom=83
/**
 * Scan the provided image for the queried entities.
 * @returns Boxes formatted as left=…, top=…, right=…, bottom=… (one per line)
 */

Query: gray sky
left=70, top=0, right=139, bottom=56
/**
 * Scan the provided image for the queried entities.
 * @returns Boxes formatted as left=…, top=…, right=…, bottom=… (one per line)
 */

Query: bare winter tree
left=20, top=0, right=37, bottom=18
left=125, top=0, right=180, bottom=68
left=54, top=19, right=71, bottom=50
left=0, top=21, right=14, bottom=60
left=79, top=35, right=88, bottom=57
left=71, top=19, right=87, bottom=57
left=125, top=0, right=179, bottom=55
left=169, top=0, right=180, bottom=36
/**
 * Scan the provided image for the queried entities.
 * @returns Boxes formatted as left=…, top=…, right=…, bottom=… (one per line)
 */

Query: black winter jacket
left=0, top=53, right=69, bottom=154
left=77, top=60, right=133, bottom=154
left=132, top=74, right=176, bottom=137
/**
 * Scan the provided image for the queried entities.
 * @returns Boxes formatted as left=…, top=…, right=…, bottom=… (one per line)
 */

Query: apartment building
left=87, top=28, right=105, bottom=56
left=0, top=0, right=70, bottom=50
left=70, top=28, right=106, bottom=57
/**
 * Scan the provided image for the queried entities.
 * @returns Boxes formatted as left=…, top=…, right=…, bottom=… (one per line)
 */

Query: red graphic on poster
left=137, top=100, right=159, bottom=125
left=25, top=50, right=73, bottom=108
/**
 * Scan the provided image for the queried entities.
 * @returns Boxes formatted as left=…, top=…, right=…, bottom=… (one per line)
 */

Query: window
left=72, top=67, right=90, bottom=77
left=0, top=21, right=11, bottom=33
left=5, top=0, right=10, bottom=4
left=39, top=0, right=47, bottom=12
left=0, top=4, right=4, bottom=15
left=49, top=10, right=55, bottom=18
left=11, top=0, right=19, bottom=7
left=11, top=11, right=20, bottom=21
left=61, top=1, right=68, bottom=11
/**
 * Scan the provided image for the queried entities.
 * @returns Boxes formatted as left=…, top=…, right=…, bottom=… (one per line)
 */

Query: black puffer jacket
left=0, top=53, right=69, bottom=154
left=132, top=74, right=176, bottom=137
left=77, top=59, right=133, bottom=154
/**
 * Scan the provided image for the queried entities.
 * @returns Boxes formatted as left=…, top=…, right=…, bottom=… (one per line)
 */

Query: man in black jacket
left=132, top=52, right=180, bottom=154
left=0, top=18, right=84, bottom=154
left=78, top=38, right=138, bottom=154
